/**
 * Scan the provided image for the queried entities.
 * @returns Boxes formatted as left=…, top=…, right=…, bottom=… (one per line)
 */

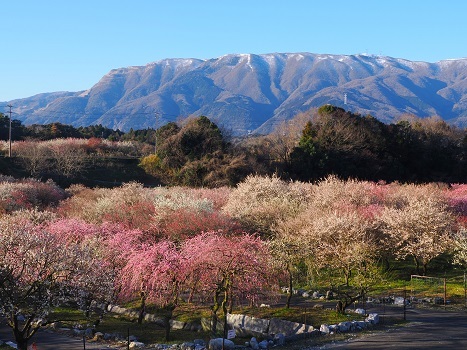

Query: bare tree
left=266, top=110, right=312, bottom=165
left=48, top=139, right=87, bottom=178
left=13, top=141, right=51, bottom=176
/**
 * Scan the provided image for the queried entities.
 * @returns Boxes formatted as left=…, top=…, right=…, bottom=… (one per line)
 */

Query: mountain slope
left=7, top=53, right=467, bottom=135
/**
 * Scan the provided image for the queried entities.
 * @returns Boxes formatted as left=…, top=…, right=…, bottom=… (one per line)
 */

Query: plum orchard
left=0, top=176, right=466, bottom=349
left=0, top=217, right=114, bottom=350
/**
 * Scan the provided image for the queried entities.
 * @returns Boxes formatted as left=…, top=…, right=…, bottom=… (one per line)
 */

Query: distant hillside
left=6, top=53, right=467, bottom=135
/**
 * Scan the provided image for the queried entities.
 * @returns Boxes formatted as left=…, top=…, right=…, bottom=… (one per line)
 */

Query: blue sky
left=2, top=0, right=466, bottom=102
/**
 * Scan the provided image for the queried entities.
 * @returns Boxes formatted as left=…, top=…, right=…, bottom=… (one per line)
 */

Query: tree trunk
left=286, top=265, right=293, bottom=309
left=383, top=257, right=391, bottom=272
left=336, top=300, right=344, bottom=314
left=15, top=338, right=28, bottom=350
left=344, top=268, right=351, bottom=287
left=227, top=287, right=233, bottom=314
left=413, top=256, right=421, bottom=275
left=187, top=286, right=196, bottom=304
left=335, top=289, right=363, bottom=314
left=423, top=261, right=428, bottom=276
left=162, top=305, right=175, bottom=342
left=221, top=282, right=230, bottom=341
left=211, top=288, right=221, bottom=336
left=138, top=292, right=146, bottom=324
left=12, top=314, right=38, bottom=350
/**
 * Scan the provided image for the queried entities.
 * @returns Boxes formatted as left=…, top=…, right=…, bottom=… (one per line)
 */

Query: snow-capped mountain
left=6, top=53, right=467, bottom=135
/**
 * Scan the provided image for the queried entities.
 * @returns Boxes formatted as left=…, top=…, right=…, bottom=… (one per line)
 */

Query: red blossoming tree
left=181, top=232, right=276, bottom=336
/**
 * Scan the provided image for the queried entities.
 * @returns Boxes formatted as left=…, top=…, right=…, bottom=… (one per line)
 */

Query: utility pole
left=7, top=104, right=12, bottom=157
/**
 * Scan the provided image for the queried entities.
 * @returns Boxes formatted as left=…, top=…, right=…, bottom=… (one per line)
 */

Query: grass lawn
left=44, top=260, right=467, bottom=346
left=47, top=301, right=367, bottom=346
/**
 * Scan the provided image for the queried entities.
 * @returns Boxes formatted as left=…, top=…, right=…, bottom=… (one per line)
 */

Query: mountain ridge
left=5, top=53, right=467, bottom=135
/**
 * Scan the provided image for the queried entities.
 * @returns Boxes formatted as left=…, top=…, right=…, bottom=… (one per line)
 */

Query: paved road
left=304, top=306, right=467, bottom=349
left=0, top=321, right=115, bottom=350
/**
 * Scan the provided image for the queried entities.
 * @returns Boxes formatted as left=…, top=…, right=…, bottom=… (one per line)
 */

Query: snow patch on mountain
left=8, top=52, right=467, bottom=135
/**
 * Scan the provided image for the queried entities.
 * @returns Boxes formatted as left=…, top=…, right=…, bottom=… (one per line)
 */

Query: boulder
left=208, top=338, right=235, bottom=350
left=193, top=339, right=206, bottom=347
left=365, top=313, right=380, bottom=325
left=273, top=333, right=286, bottom=346
left=394, top=297, right=406, bottom=306
left=269, top=318, right=313, bottom=336
left=73, top=328, right=84, bottom=336
left=201, top=317, right=224, bottom=333
left=227, top=313, right=269, bottom=337
left=338, top=321, right=351, bottom=332
left=129, top=341, right=146, bottom=349
left=354, top=308, right=366, bottom=315
left=84, top=327, right=94, bottom=338
left=92, top=331, right=104, bottom=341
left=354, top=321, right=368, bottom=330
left=249, top=337, right=259, bottom=350
left=180, top=342, right=195, bottom=350
left=154, top=345, right=170, bottom=350
left=320, top=324, right=330, bottom=334
left=170, top=319, right=186, bottom=330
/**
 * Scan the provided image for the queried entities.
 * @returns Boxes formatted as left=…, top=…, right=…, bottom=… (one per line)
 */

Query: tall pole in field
left=7, top=104, right=12, bottom=157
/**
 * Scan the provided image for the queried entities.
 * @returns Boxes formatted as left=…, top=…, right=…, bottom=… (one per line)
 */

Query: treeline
left=283, top=105, right=467, bottom=183
left=1, top=105, right=466, bottom=186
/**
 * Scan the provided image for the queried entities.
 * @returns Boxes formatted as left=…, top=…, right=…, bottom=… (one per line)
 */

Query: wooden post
left=464, top=272, right=466, bottom=308
left=127, top=327, right=130, bottom=350
left=403, top=288, right=407, bottom=321
left=444, top=277, right=447, bottom=309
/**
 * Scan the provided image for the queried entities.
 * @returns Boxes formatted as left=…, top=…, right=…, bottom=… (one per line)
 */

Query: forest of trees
left=1, top=105, right=466, bottom=187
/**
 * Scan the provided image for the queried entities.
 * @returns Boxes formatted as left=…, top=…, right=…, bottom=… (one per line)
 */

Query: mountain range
left=5, top=53, right=467, bottom=135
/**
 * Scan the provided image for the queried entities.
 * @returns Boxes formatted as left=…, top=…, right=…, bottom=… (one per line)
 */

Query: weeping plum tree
left=181, top=231, right=276, bottom=336
left=117, top=241, right=183, bottom=341
left=0, top=216, right=111, bottom=350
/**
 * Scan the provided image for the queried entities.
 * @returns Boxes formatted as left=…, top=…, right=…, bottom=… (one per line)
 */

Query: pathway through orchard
left=299, top=306, right=467, bottom=349
left=0, top=320, right=114, bottom=350
left=3, top=304, right=467, bottom=349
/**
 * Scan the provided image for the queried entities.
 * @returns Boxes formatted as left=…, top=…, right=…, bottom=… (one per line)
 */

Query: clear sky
left=2, top=0, right=466, bottom=102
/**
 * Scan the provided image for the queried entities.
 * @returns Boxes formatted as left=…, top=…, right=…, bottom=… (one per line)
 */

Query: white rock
left=354, top=308, right=366, bottom=315
left=129, top=341, right=146, bottom=349
left=208, top=338, right=234, bottom=350
left=320, top=324, right=330, bottom=334
left=365, top=313, right=380, bottom=324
